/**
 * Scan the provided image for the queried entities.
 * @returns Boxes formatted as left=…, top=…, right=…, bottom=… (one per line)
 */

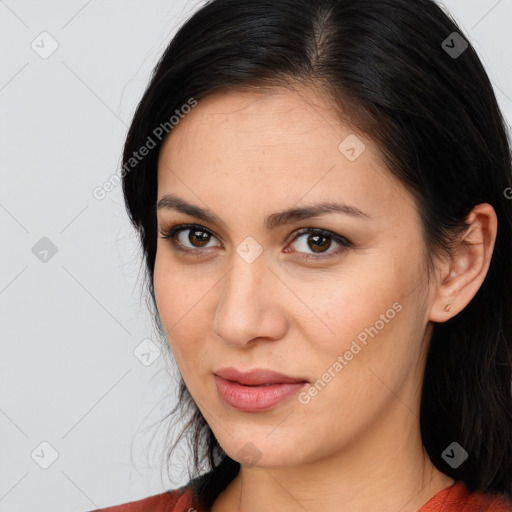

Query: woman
left=90, top=0, right=512, bottom=510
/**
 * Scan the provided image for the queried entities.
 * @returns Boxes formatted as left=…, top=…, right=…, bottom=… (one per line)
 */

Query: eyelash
left=158, top=223, right=352, bottom=261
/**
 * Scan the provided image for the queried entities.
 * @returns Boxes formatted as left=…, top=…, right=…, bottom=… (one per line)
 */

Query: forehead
left=159, top=85, right=372, bottom=164
left=156, top=86, right=414, bottom=223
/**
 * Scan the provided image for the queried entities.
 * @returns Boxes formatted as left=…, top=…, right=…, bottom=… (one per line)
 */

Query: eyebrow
left=156, top=193, right=372, bottom=230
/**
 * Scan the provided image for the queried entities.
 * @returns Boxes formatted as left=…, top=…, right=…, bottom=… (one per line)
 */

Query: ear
left=429, top=203, right=497, bottom=322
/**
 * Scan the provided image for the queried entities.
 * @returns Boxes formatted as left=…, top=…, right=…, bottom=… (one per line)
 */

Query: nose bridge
left=213, top=248, right=284, bottom=345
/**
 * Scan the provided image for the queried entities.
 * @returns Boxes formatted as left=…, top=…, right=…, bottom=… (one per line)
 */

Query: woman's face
left=154, top=86, right=436, bottom=468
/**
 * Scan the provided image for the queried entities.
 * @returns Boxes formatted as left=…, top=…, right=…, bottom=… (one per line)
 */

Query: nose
left=212, top=250, right=288, bottom=347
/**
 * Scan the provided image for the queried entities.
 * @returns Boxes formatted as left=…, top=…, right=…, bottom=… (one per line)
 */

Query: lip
left=214, top=367, right=308, bottom=385
left=213, top=367, right=308, bottom=412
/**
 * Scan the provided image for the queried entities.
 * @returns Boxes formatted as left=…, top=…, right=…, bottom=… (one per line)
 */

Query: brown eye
left=159, top=224, right=221, bottom=252
left=187, top=229, right=211, bottom=247
left=305, top=234, right=332, bottom=253
left=288, top=228, right=350, bottom=258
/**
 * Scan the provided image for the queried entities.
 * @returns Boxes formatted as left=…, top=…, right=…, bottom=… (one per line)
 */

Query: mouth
left=213, top=367, right=308, bottom=412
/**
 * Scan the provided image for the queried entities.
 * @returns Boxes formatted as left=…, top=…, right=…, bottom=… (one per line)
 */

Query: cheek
left=288, top=288, right=421, bottom=451
left=153, top=248, right=206, bottom=326
left=153, top=255, right=205, bottom=366
left=291, top=252, right=425, bottom=396
left=291, top=266, right=405, bottom=353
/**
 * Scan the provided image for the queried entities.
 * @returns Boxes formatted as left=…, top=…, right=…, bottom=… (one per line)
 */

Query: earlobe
left=429, top=203, right=497, bottom=323
left=442, top=304, right=451, bottom=313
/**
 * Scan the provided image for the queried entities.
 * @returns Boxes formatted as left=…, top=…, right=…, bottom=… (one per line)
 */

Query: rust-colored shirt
left=89, top=480, right=512, bottom=511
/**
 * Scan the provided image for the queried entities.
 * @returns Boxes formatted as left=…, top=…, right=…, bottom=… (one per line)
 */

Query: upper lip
left=214, top=367, right=308, bottom=385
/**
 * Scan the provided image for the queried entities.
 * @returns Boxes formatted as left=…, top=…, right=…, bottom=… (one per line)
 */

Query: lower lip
left=214, top=376, right=307, bottom=412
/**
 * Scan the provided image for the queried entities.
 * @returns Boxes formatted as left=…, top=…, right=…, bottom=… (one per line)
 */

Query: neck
left=211, top=399, right=454, bottom=512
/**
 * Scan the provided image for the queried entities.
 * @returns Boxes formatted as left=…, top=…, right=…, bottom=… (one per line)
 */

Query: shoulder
left=86, top=485, right=205, bottom=512
left=420, top=481, right=512, bottom=512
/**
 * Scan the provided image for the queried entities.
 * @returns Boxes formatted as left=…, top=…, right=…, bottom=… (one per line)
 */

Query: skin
left=153, top=84, right=497, bottom=512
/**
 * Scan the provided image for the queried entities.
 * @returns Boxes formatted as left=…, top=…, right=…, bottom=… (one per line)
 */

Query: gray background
left=1, top=1, right=511, bottom=511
